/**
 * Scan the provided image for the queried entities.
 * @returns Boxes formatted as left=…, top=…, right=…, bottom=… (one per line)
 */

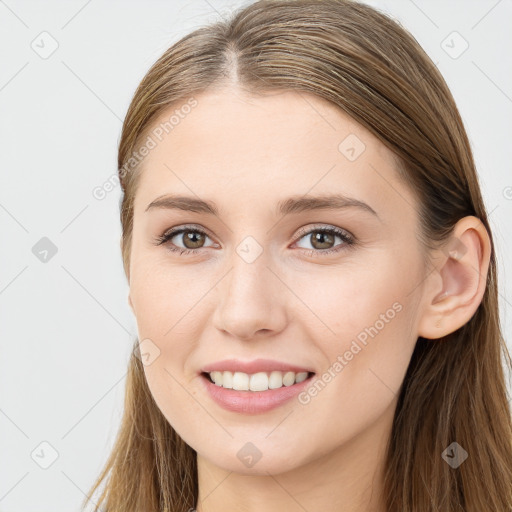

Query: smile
left=200, top=371, right=316, bottom=414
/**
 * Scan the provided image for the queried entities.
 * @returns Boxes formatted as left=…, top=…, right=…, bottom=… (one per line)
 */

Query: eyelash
left=153, top=224, right=356, bottom=257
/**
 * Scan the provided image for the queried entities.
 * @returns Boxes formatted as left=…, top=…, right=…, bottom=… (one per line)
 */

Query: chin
left=198, top=442, right=307, bottom=476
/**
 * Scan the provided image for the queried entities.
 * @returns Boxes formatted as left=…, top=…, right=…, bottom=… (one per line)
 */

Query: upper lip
left=200, top=358, right=315, bottom=375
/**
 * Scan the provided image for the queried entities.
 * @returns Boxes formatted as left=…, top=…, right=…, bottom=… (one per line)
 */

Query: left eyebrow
left=145, top=193, right=380, bottom=220
left=145, top=195, right=219, bottom=215
left=277, top=194, right=379, bottom=219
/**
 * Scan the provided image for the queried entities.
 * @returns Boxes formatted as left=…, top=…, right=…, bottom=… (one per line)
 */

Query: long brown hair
left=83, top=1, right=512, bottom=510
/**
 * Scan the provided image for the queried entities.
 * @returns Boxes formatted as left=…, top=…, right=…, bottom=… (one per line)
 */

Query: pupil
left=185, top=231, right=204, bottom=248
left=313, top=232, right=333, bottom=249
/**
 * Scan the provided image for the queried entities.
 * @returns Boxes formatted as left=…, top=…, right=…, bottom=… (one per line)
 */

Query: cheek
left=129, top=258, right=213, bottom=335
left=293, top=288, right=417, bottom=451
left=142, top=361, right=206, bottom=444
left=288, top=255, right=410, bottom=340
left=129, top=265, right=208, bottom=410
left=297, top=254, right=420, bottom=397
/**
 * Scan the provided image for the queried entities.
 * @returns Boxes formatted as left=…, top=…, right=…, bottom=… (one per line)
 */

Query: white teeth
left=233, top=371, right=249, bottom=390
left=283, top=371, right=295, bottom=386
left=295, top=371, right=309, bottom=383
left=208, top=370, right=310, bottom=391
left=222, top=371, right=233, bottom=389
left=268, top=370, right=283, bottom=389
left=248, top=372, right=267, bottom=391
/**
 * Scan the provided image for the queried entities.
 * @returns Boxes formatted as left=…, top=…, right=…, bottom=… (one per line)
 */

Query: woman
left=83, top=0, right=512, bottom=510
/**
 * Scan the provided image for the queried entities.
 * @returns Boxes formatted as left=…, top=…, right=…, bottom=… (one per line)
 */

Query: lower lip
left=199, top=372, right=315, bottom=414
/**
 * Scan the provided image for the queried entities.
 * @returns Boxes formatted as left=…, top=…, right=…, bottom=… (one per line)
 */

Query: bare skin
left=125, top=87, right=490, bottom=512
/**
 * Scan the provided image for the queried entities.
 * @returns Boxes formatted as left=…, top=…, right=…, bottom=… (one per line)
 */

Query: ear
left=418, top=216, right=491, bottom=339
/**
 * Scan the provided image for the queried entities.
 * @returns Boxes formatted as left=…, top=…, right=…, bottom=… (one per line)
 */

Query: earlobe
left=418, top=216, right=491, bottom=340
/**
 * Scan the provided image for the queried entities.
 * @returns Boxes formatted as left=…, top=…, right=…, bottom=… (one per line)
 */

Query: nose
left=212, top=251, right=288, bottom=341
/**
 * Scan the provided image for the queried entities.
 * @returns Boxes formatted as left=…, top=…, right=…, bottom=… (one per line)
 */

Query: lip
left=199, top=371, right=315, bottom=414
left=200, top=358, right=314, bottom=375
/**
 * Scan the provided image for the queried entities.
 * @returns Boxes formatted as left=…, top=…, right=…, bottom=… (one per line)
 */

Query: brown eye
left=294, top=225, right=355, bottom=256
left=154, top=225, right=217, bottom=255
left=179, top=230, right=207, bottom=249
left=309, top=231, right=335, bottom=250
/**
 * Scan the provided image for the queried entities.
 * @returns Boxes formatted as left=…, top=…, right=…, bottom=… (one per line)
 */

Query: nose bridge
left=213, top=237, right=287, bottom=339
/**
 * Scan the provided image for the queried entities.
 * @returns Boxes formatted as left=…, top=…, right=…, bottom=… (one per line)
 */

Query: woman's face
left=128, top=87, right=430, bottom=475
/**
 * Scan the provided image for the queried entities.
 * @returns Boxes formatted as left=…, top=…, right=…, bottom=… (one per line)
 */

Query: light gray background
left=1, top=1, right=511, bottom=510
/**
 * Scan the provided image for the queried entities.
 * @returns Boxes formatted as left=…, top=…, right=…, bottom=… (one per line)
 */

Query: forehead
left=132, top=87, right=415, bottom=221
